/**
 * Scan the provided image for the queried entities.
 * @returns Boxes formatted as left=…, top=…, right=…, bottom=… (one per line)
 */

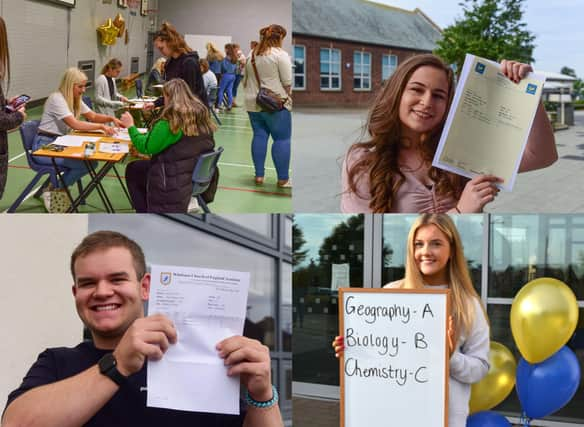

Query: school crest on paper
left=160, top=272, right=172, bottom=286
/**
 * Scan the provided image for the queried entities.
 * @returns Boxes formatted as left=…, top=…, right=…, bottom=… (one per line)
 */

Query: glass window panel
left=489, top=304, right=584, bottom=423
left=390, top=55, right=397, bottom=66
left=332, top=49, right=340, bottom=62
left=331, top=65, right=340, bottom=75
left=294, top=46, right=304, bottom=59
left=363, top=78, right=370, bottom=88
left=220, top=214, right=272, bottom=238
left=320, top=62, right=329, bottom=74
left=332, top=77, right=340, bottom=88
left=320, top=49, right=329, bottom=62
left=489, top=215, right=584, bottom=299
left=320, top=76, right=329, bottom=88
left=282, top=262, right=292, bottom=351
left=353, top=52, right=359, bottom=64
left=353, top=78, right=361, bottom=88
left=294, top=76, right=304, bottom=88
left=293, top=214, right=364, bottom=385
left=354, top=63, right=361, bottom=75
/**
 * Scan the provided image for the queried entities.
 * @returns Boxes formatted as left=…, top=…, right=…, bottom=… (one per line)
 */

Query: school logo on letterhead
left=475, top=62, right=486, bottom=75
left=160, top=272, right=172, bottom=286
left=526, top=84, right=537, bottom=95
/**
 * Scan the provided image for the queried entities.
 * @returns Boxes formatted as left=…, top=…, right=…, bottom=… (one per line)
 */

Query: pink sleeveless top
left=341, top=148, right=457, bottom=213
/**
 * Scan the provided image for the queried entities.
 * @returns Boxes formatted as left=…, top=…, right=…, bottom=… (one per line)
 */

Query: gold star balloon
left=113, top=13, right=126, bottom=38
left=97, top=18, right=118, bottom=46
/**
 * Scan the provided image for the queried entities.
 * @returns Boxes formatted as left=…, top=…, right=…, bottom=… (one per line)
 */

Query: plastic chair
left=207, top=86, right=221, bottom=125
left=191, top=146, right=223, bottom=213
left=8, top=120, right=84, bottom=212
left=82, top=95, right=93, bottom=109
left=135, top=79, right=143, bottom=98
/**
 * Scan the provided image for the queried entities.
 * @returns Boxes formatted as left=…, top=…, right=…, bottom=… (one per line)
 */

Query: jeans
left=125, top=159, right=150, bottom=213
left=217, top=73, right=235, bottom=108
left=232, top=74, right=244, bottom=98
left=33, top=134, right=96, bottom=188
left=248, top=109, right=291, bottom=181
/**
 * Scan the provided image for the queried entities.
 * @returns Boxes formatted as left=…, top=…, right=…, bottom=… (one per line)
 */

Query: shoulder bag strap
left=251, top=52, right=262, bottom=88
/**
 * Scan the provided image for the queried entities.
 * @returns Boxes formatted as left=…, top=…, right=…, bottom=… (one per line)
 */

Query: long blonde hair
left=0, top=17, right=10, bottom=89
left=158, top=78, right=216, bottom=136
left=401, top=214, right=488, bottom=342
left=58, top=68, right=88, bottom=118
left=206, top=42, right=224, bottom=62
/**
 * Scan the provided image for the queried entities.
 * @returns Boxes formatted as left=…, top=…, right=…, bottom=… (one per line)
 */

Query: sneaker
left=187, top=196, right=201, bottom=213
left=42, top=191, right=51, bottom=211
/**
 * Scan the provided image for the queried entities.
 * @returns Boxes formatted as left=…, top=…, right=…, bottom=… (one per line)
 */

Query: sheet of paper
left=147, top=264, right=250, bottom=414
left=111, top=128, right=147, bottom=141
left=98, top=142, right=129, bottom=154
left=51, top=135, right=101, bottom=147
left=433, top=53, right=545, bottom=191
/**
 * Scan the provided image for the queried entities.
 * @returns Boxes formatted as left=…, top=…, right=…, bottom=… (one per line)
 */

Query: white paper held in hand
left=146, top=264, right=250, bottom=415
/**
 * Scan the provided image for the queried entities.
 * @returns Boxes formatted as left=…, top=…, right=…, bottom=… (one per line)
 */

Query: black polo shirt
left=5, top=341, right=245, bottom=427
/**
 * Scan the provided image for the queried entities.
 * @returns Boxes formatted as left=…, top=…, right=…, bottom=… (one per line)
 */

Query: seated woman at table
left=34, top=67, right=124, bottom=209
left=120, top=78, right=216, bottom=213
left=94, top=58, right=128, bottom=118
left=146, top=57, right=166, bottom=96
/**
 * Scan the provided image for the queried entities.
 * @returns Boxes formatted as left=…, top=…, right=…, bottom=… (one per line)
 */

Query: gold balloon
left=97, top=19, right=118, bottom=46
left=113, top=13, right=126, bottom=38
left=511, top=277, right=578, bottom=364
left=469, top=342, right=516, bottom=414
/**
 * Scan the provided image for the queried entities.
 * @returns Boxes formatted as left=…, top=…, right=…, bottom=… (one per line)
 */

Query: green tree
left=292, top=223, right=309, bottom=267
left=560, top=66, right=576, bottom=78
left=434, top=0, right=535, bottom=75
left=561, top=67, right=584, bottom=100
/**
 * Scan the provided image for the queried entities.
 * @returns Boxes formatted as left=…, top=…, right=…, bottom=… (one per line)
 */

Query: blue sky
left=374, top=0, right=584, bottom=77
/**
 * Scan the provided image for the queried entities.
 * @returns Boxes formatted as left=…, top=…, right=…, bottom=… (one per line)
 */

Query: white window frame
left=320, top=47, right=342, bottom=91
left=353, top=51, right=372, bottom=91
left=382, top=54, right=398, bottom=81
left=293, top=45, right=306, bottom=91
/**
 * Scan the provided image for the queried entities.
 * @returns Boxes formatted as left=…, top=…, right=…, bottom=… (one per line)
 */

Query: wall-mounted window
left=320, top=48, right=341, bottom=90
left=353, top=51, right=371, bottom=90
left=382, top=54, right=398, bottom=81
left=293, top=45, right=306, bottom=90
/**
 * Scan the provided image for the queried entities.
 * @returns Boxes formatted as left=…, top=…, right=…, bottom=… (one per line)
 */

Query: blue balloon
left=516, top=345, right=581, bottom=419
left=466, top=411, right=511, bottom=427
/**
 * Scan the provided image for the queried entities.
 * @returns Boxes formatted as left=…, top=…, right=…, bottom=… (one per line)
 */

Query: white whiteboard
left=340, top=288, right=449, bottom=427
left=185, top=34, right=232, bottom=59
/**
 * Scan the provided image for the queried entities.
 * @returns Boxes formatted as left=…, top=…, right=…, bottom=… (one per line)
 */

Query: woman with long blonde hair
left=334, top=214, right=490, bottom=427
left=243, top=24, right=292, bottom=187
left=121, top=78, right=216, bottom=212
left=206, top=41, right=224, bottom=82
left=34, top=67, right=123, bottom=210
left=341, top=54, right=557, bottom=213
left=0, top=16, right=25, bottom=199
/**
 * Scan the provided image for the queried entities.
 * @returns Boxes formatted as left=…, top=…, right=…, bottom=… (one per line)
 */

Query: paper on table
left=112, top=128, right=147, bottom=140
left=147, top=264, right=250, bottom=415
left=51, top=135, right=101, bottom=147
left=98, top=142, right=129, bottom=154
left=432, top=53, right=545, bottom=191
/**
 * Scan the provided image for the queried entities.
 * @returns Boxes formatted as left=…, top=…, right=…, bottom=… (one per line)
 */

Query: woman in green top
left=120, top=78, right=217, bottom=212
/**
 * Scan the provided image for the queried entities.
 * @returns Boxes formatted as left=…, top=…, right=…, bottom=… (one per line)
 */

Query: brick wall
left=291, top=34, right=430, bottom=108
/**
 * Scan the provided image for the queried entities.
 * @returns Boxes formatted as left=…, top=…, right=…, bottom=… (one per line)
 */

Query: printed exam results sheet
left=433, top=53, right=545, bottom=191
left=147, top=264, right=250, bottom=415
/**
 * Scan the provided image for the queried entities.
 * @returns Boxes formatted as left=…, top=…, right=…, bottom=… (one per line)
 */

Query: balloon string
left=521, top=412, right=530, bottom=427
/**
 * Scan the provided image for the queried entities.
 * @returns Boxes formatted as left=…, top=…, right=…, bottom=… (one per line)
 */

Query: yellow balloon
left=511, top=277, right=578, bottom=364
left=469, top=342, right=516, bottom=414
left=113, top=13, right=126, bottom=38
left=97, top=19, right=118, bottom=46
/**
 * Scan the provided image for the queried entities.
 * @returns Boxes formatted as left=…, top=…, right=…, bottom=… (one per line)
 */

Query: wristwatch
left=98, top=353, right=128, bottom=387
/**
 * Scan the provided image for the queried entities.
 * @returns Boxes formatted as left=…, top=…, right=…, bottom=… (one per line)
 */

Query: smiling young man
left=2, top=231, right=283, bottom=427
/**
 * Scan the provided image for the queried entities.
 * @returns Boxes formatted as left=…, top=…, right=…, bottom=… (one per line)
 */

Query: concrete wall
left=0, top=214, right=88, bottom=404
left=157, top=0, right=292, bottom=55
left=2, top=0, right=157, bottom=101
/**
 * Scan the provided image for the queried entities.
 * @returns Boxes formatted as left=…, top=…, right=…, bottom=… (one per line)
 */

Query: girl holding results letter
left=333, top=214, right=490, bottom=427
left=341, top=54, right=557, bottom=213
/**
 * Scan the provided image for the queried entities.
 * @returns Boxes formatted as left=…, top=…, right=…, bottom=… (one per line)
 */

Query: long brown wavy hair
left=402, top=214, right=489, bottom=343
left=157, top=78, right=216, bottom=137
left=255, top=24, right=286, bottom=56
left=346, top=54, right=465, bottom=212
left=154, top=22, right=192, bottom=56
left=0, top=17, right=10, bottom=90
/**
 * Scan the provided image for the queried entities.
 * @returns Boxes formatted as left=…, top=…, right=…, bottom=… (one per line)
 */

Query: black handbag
left=251, top=52, right=287, bottom=112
